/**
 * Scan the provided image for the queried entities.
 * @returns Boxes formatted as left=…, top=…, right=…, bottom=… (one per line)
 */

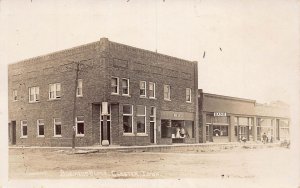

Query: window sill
left=111, top=93, right=119, bottom=96
left=186, top=101, right=192, bottom=103
left=123, top=133, right=135, bottom=136
left=53, top=135, right=62, bottom=138
left=76, top=134, right=85, bottom=137
left=137, top=133, right=148, bottom=136
left=76, top=95, right=83, bottom=98
left=29, top=101, right=40, bottom=104
left=122, top=94, right=131, bottom=97
left=37, top=135, right=45, bottom=138
left=164, top=99, right=171, bottom=101
left=149, top=97, right=156, bottom=100
left=20, top=136, right=28, bottom=138
left=139, top=96, right=147, bottom=99
left=48, top=98, right=61, bottom=101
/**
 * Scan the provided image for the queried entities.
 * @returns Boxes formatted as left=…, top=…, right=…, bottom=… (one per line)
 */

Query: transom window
left=76, top=79, right=83, bottom=97
left=140, top=81, right=146, bottom=97
left=111, top=77, right=119, bottom=94
left=123, top=105, right=133, bottom=133
left=149, top=82, right=156, bottom=99
left=76, top=116, right=84, bottom=136
left=21, top=120, right=28, bottom=138
left=49, top=83, right=61, bottom=99
left=186, top=88, right=191, bottom=102
left=29, top=86, right=39, bottom=102
left=137, top=105, right=146, bottom=134
left=54, top=118, right=62, bottom=136
left=37, top=119, right=44, bottom=137
left=122, top=78, right=129, bottom=96
left=164, top=85, right=171, bottom=100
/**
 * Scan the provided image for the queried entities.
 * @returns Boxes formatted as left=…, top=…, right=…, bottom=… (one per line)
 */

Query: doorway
left=11, top=121, right=16, bottom=145
left=100, top=104, right=111, bottom=145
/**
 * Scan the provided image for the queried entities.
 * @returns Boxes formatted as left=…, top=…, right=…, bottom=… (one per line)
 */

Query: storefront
left=205, top=114, right=229, bottom=143
left=234, top=117, right=254, bottom=141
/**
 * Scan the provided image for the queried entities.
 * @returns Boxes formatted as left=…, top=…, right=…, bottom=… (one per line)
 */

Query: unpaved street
left=9, top=147, right=298, bottom=185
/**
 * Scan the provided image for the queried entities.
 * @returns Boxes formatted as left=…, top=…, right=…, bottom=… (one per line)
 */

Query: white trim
left=75, top=116, right=85, bottom=137
left=123, top=104, right=133, bottom=134
left=53, top=118, right=62, bottom=137
left=29, top=86, right=40, bottom=103
left=111, top=77, right=119, bottom=95
left=150, top=106, right=157, bottom=144
left=149, top=82, right=156, bottom=99
left=186, top=88, right=192, bottom=103
left=76, top=79, right=83, bottom=97
left=21, top=120, right=28, bottom=138
left=49, top=83, right=61, bottom=100
left=164, top=84, right=171, bottom=101
left=37, top=119, right=45, bottom=137
left=136, top=105, right=146, bottom=134
left=121, top=78, right=130, bottom=96
left=139, top=81, right=147, bottom=98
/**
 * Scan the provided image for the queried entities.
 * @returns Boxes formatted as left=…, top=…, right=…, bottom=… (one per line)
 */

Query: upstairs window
left=164, top=85, right=171, bottom=100
left=29, top=86, right=40, bottom=102
left=49, top=83, right=61, bottom=99
left=122, top=78, right=129, bottom=96
left=186, top=88, right=192, bottom=102
left=76, top=79, right=83, bottom=97
left=140, top=81, right=146, bottom=97
left=149, top=82, right=156, bottom=99
left=76, top=116, right=84, bottom=136
left=12, top=90, right=18, bottom=101
left=111, top=77, right=119, bottom=94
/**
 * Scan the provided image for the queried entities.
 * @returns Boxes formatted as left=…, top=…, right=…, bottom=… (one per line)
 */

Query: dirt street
left=9, top=147, right=298, bottom=185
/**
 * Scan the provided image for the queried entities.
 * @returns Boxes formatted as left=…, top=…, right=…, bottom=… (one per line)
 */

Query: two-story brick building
left=8, top=38, right=199, bottom=147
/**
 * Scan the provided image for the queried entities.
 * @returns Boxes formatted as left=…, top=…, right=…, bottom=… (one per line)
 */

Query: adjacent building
left=8, top=38, right=199, bottom=147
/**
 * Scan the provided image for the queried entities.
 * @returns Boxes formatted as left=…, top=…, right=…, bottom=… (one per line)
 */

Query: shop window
left=137, top=105, right=146, bottom=133
left=111, top=77, right=119, bottom=94
left=76, top=79, right=83, bottom=97
left=54, top=118, right=62, bottom=136
left=49, top=83, right=61, bottom=99
left=121, top=78, right=129, bottom=96
left=21, top=120, right=28, bottom=138
left=140, top=81, right=146, bottom=97
left=13, top=90, right=18, bottom=101
left=161, top=119, right=171, bottom=138
left=29, top=86, right=40, bottom=102
left=164, top=85, right=171, bottom=100
left=186, top=88, right=191, bottom=102
left=123, top=105, right=133, bottom=133
left=37, top=119, right=44, bottom=137
left=184, top=121, right=194, bottom=138
left=213, top=125, right=228, bottom=136
left=76, top=116, right=84, bottom=136
left=149, top=82, right=156, bottom=99
left=214, top=116, right=229, bottom=124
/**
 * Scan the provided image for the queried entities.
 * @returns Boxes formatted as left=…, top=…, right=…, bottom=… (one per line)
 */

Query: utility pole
left=72, top=63, right=80, bottom=150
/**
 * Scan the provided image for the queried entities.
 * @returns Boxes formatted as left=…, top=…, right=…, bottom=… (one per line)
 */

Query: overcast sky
left=0, top=0, right=299, bottom=105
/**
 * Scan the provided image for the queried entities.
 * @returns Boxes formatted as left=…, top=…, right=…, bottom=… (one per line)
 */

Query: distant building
left=198, top=90, right=290, bottom=143
left=8, top=38, right=198, bottom=146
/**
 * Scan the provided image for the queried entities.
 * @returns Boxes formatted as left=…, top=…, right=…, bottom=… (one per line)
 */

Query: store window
left=161, top=120, right=194, bottom=138
left=140, top=81, right=146, bottom=97
left=137, top=105, right=146, bottom=133
left=161, top=119, right=171, bottom=138
left=37, top=119, right=44, bottom=137
left=123, top=105, right=133, bottom=133
left=213, top=125, right=228, bottom=136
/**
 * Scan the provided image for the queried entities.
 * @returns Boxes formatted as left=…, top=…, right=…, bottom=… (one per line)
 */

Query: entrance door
left=100, top=104, right=111, bottom=145
left=150, top=122, right=154, bottom=143
left=11, top=121, right=16, bottom=145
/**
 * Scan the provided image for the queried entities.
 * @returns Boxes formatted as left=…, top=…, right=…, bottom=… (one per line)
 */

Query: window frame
left=21, top=120, right=28, bottom=138
left=121, top=78, right=130, bottom=96
left=111, top=77, right=119, bottom=95
left=37, top=119, right=45, bottom=137
left=76, top=79, right=83, bottom=97
left=123, top=104, right=133, bottom=135
left=49, top=83, right=61, bottom=100
left=164, top=84, right=171, bottom=101
left=150, top=106, right=156, bottom=142
left=76, top=116, right=85, bottom=137
left=53, top=118, right=62, bottom=137
left=12, top=89, right=18, bottom=101
left=139, top=81, right=147, bottom=98
left=149, top=82, right=156, bottom=99
left=137, top=105, right=147, bottom=135
left=186, top=88, right=192, bottom=103
left=29, top=86, right=40, bottom=103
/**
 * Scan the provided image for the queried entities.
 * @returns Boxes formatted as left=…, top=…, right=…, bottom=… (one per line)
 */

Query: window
left=49, top=83, right=61, bottom=99
left=21, top=120, right=28, bottom=138
left=164, top=85, right=171, bottom=100
left=123, top=105, right=133, bottom=133
left=111, top=77, right=119, bottom=94
left=161, top=119, right=171, bottom=138
left=37, top=119, right=44, bottom=137
left=149, top=82, right=156, bottom=99
left=54, top=118, right=62, bottom=136
left=13, top=90, right=17, bottom=101
left=213, top=125, right=228, bottom=136
left=186, top=88, right=191, bottom=102
left=121, top=78, right=129, bottom=96
left=29, top=86, right=39, bottom=102
left=137, top=105, right=146, bottom=134
left=76, top=79, right=83, bottom=97
left=140, top=81, right=146, bottom=97
left=76, top=116, right=84, bottom=136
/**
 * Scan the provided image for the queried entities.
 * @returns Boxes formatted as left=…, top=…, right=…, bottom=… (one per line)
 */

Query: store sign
left=214, top=112, right=227, bottom=117
left=173, top=113, right=183, bottom=118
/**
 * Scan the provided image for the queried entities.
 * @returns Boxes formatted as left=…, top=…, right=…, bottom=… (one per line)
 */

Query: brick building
left=8, top=38, right=198, bottom=147
left=198, top=90, right=290, bottom=143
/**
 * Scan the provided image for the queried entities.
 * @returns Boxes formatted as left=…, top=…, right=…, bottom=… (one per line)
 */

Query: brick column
left=253, top=117, right=257, bottom=141
left=229, top=115, right=235, bottom=142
